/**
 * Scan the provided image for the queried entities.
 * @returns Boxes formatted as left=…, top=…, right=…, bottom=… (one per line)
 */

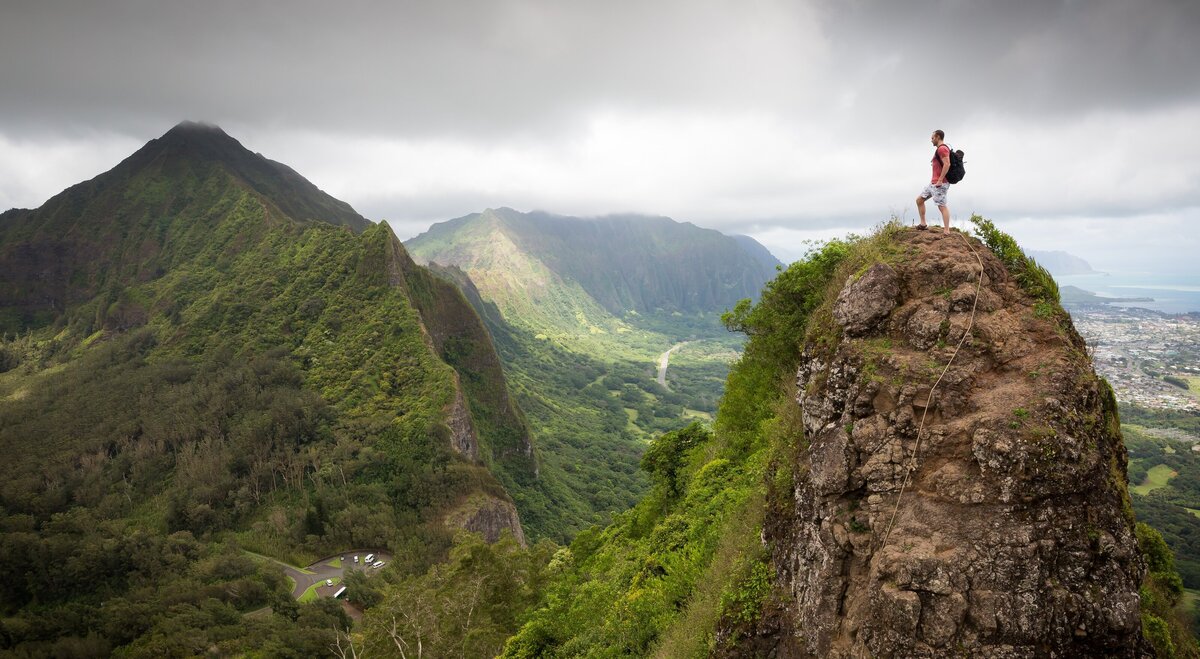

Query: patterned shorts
left=920, top=183, right=950, bottom=207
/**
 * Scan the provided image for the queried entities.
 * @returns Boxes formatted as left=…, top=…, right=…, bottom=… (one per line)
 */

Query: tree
left=640, top=422, right=711, bottom=495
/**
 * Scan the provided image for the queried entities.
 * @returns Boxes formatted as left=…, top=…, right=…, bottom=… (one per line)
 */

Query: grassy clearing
left=243, top=606, right=273, bottom=620
left=326, top=557, right=342, bottom=568
left=242, top=550, right=315, bottom=575
left=1187, top=377, right=1200, bottom=396
left=298, top=576, right=342, bottom=603
left=1133, top=464, right=1179, bottom=496
left=298, top=582, right=321, bottom=603
left=1184, top=589, right=1200, bottom=614
left=1186, top=508, right=1200, bottom=520
left=235, top=535, right=316, bottom=570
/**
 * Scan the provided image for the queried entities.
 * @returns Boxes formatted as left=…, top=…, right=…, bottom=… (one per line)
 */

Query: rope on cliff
left=880, top=227, right=985, bottom=546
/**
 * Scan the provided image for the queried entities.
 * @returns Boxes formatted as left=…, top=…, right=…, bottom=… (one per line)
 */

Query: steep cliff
left=763, top=227, right=1149, bottom=657
left=501, top=219, right=1177, bottom=657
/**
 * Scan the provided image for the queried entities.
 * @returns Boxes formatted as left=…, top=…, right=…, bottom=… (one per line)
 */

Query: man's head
left=931, top=129, right=945, bottom=145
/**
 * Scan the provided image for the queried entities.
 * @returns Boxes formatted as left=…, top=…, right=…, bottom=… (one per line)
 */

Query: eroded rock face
left=445, top=380, right=481, bottom=462
left=764, top=230, right=1149, bottom=658
left=445, top=494, right=527, bottom=546
left=833, top=262, right=900, bottom=337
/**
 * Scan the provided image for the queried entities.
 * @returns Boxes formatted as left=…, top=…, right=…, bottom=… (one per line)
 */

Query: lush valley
left=408, top=209, right=778, bottom=541
left=1124, top=409, right=1200, bottom=591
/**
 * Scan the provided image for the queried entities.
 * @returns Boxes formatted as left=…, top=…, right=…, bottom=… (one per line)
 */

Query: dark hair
left=933, top=129, right=945, bottom=140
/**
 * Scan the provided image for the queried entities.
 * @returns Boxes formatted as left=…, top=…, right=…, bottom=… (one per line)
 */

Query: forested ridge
left=0, top=123, right=530, bottom=655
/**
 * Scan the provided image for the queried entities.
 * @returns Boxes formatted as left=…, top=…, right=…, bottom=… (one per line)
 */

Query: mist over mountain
left=1027, top=249, right=1097, bottom=275
left=2, top=123, right=1188, bottom=656
left=730, top=232, right=785, bottom=271
left=405, top=207, right=781, bottom=543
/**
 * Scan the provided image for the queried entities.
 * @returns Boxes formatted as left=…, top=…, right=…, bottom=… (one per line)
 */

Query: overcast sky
left=2, top=0, right=1198, bottom=270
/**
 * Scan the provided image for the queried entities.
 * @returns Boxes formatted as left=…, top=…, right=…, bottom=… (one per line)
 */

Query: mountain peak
left=114, top=122, right=370, bottom=232
left=137, top=120, right=255, bottom=167
left=164, top=119, right=228, bottom=136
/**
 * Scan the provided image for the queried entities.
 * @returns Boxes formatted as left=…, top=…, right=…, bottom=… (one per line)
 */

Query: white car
left=353, top=555, right=359, bottom=563
left=365, top=553, right=375, bottom=563
left=372, top=561, right=385, bottom=568
left=326, top=579, right=333, bottom=587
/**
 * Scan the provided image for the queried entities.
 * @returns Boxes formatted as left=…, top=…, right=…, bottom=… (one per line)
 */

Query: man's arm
left=937, top=147, right=950, bottom=184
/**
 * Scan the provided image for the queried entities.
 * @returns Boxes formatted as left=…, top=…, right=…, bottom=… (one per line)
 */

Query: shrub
left=969, top=215, right=1059, bottom=303
left=641, top=422, right=712, bottom=495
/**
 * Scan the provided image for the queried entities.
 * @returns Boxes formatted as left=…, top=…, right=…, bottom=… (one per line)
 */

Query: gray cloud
left=2, top=0, right=1199, bottom=272
left=4, top=0, right=1196, bottom=138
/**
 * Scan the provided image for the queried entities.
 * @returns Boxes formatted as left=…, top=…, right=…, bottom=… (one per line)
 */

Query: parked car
left=365, top=553, right=375, bottom=563
left=326, top=579, right=333, bottom=587
left=353, top=555, right=359, bottom=563
left=372, top=561, right=385, bottom=568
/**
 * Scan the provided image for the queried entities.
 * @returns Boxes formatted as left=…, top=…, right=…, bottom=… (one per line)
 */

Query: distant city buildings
left=1067, top=305, right=1200, bottom=413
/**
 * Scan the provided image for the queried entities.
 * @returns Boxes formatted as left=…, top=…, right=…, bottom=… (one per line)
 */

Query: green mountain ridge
left=0, top=123, right=535, bottom=655
left=0, top=121, right=367, bottom=334
left=408, top=206, right=781, bottom=318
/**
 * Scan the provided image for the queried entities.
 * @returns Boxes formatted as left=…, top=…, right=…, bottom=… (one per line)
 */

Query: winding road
left=656, top=342, right=690, bottom=389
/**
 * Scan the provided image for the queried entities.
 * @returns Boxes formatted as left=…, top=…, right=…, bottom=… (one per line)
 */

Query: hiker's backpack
left=944, top=145, right=966, bottom=184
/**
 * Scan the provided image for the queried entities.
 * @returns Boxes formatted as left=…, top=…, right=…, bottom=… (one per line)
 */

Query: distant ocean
left=1056, top=272, right=1200, bottom=314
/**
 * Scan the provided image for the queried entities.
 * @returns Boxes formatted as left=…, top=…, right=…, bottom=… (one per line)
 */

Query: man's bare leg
left=938, top=205, right=950, bottom=231
left=916, top=196, right=927, bottom=226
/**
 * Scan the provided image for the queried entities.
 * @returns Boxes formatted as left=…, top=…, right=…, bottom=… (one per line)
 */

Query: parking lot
left=272, top=549, right=394, bottom=600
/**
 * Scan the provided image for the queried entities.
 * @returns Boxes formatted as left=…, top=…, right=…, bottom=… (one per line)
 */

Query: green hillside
left=0, top=123, right=532, bottom=655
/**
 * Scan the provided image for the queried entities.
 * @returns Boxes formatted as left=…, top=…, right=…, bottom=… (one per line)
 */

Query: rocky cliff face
left=445, top=380, right=481, bottom=462
left=764, top=229, right=1148, bottom=657
left=445, top=493, right=528, bottom=547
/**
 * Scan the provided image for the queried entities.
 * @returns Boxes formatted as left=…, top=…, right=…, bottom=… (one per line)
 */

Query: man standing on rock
left=916, top=129, right=951, bottom=232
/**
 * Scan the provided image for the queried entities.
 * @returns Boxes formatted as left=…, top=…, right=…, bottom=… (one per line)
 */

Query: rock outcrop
left=764, top=229, right=1149, bottom=657
left=444, top=493, right=527, bottom=547
left=445, top=380, right=481, bottom=462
